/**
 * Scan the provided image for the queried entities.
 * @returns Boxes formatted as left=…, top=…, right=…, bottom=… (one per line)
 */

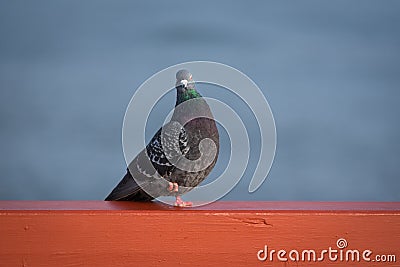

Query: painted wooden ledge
left=0, top=201, right=399, bottom=267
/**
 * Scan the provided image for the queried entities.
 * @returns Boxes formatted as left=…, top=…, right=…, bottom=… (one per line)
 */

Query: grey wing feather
left=105, top=121, right=189, bottom=201
left=146, top=121, right=189, bottom=176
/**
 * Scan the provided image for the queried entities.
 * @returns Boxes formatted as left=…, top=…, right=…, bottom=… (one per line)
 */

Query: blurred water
left=0, top=1, right=399, bottom=200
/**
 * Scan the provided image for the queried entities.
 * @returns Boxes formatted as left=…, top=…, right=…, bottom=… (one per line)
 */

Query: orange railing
left=0, top=201, right=399, bottom=266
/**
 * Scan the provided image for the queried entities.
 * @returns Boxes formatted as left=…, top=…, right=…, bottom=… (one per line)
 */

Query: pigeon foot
left=167, top=182, right=179, bottom=192
left=174, top=195, right=192, bottom=207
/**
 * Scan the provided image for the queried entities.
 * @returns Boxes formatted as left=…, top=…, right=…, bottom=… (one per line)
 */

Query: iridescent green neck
left=176, top=88, right=202, bottom=105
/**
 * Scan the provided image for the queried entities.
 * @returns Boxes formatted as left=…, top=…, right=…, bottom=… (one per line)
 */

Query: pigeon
left=105, top=69, right=220, bottom=207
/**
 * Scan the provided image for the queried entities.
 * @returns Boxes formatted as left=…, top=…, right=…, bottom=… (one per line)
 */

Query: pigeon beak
left=178, top=79, right=188, bottom=89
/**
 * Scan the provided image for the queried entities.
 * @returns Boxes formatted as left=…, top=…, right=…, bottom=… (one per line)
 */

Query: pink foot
left=167, top=182, right=179, bottom=192
left=174, top=196, right=193, bottom=207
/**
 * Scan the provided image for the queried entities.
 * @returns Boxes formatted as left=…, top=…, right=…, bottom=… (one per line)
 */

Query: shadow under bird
left=105, top=70, right=220, bottom=206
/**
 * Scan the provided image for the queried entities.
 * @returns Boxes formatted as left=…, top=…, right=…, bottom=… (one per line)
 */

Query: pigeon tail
left=105, top=169, right=154, bottom=201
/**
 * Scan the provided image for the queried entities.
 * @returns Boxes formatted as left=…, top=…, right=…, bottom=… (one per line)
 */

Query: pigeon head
left=175, top=69, right=194, bottom=91
left=175, top=69, right=201, bottom=104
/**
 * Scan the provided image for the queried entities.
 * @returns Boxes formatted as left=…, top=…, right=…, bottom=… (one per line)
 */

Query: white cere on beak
left=180, top=79, right=188, bottom=88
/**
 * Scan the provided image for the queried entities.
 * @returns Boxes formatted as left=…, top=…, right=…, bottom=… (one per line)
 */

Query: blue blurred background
left=1, top=1, right=399, bottom=201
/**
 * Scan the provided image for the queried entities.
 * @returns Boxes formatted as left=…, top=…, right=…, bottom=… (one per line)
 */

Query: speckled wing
left=148, top=121, right=189, bottom=177
left=105, top=121, right=189, bottom=201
